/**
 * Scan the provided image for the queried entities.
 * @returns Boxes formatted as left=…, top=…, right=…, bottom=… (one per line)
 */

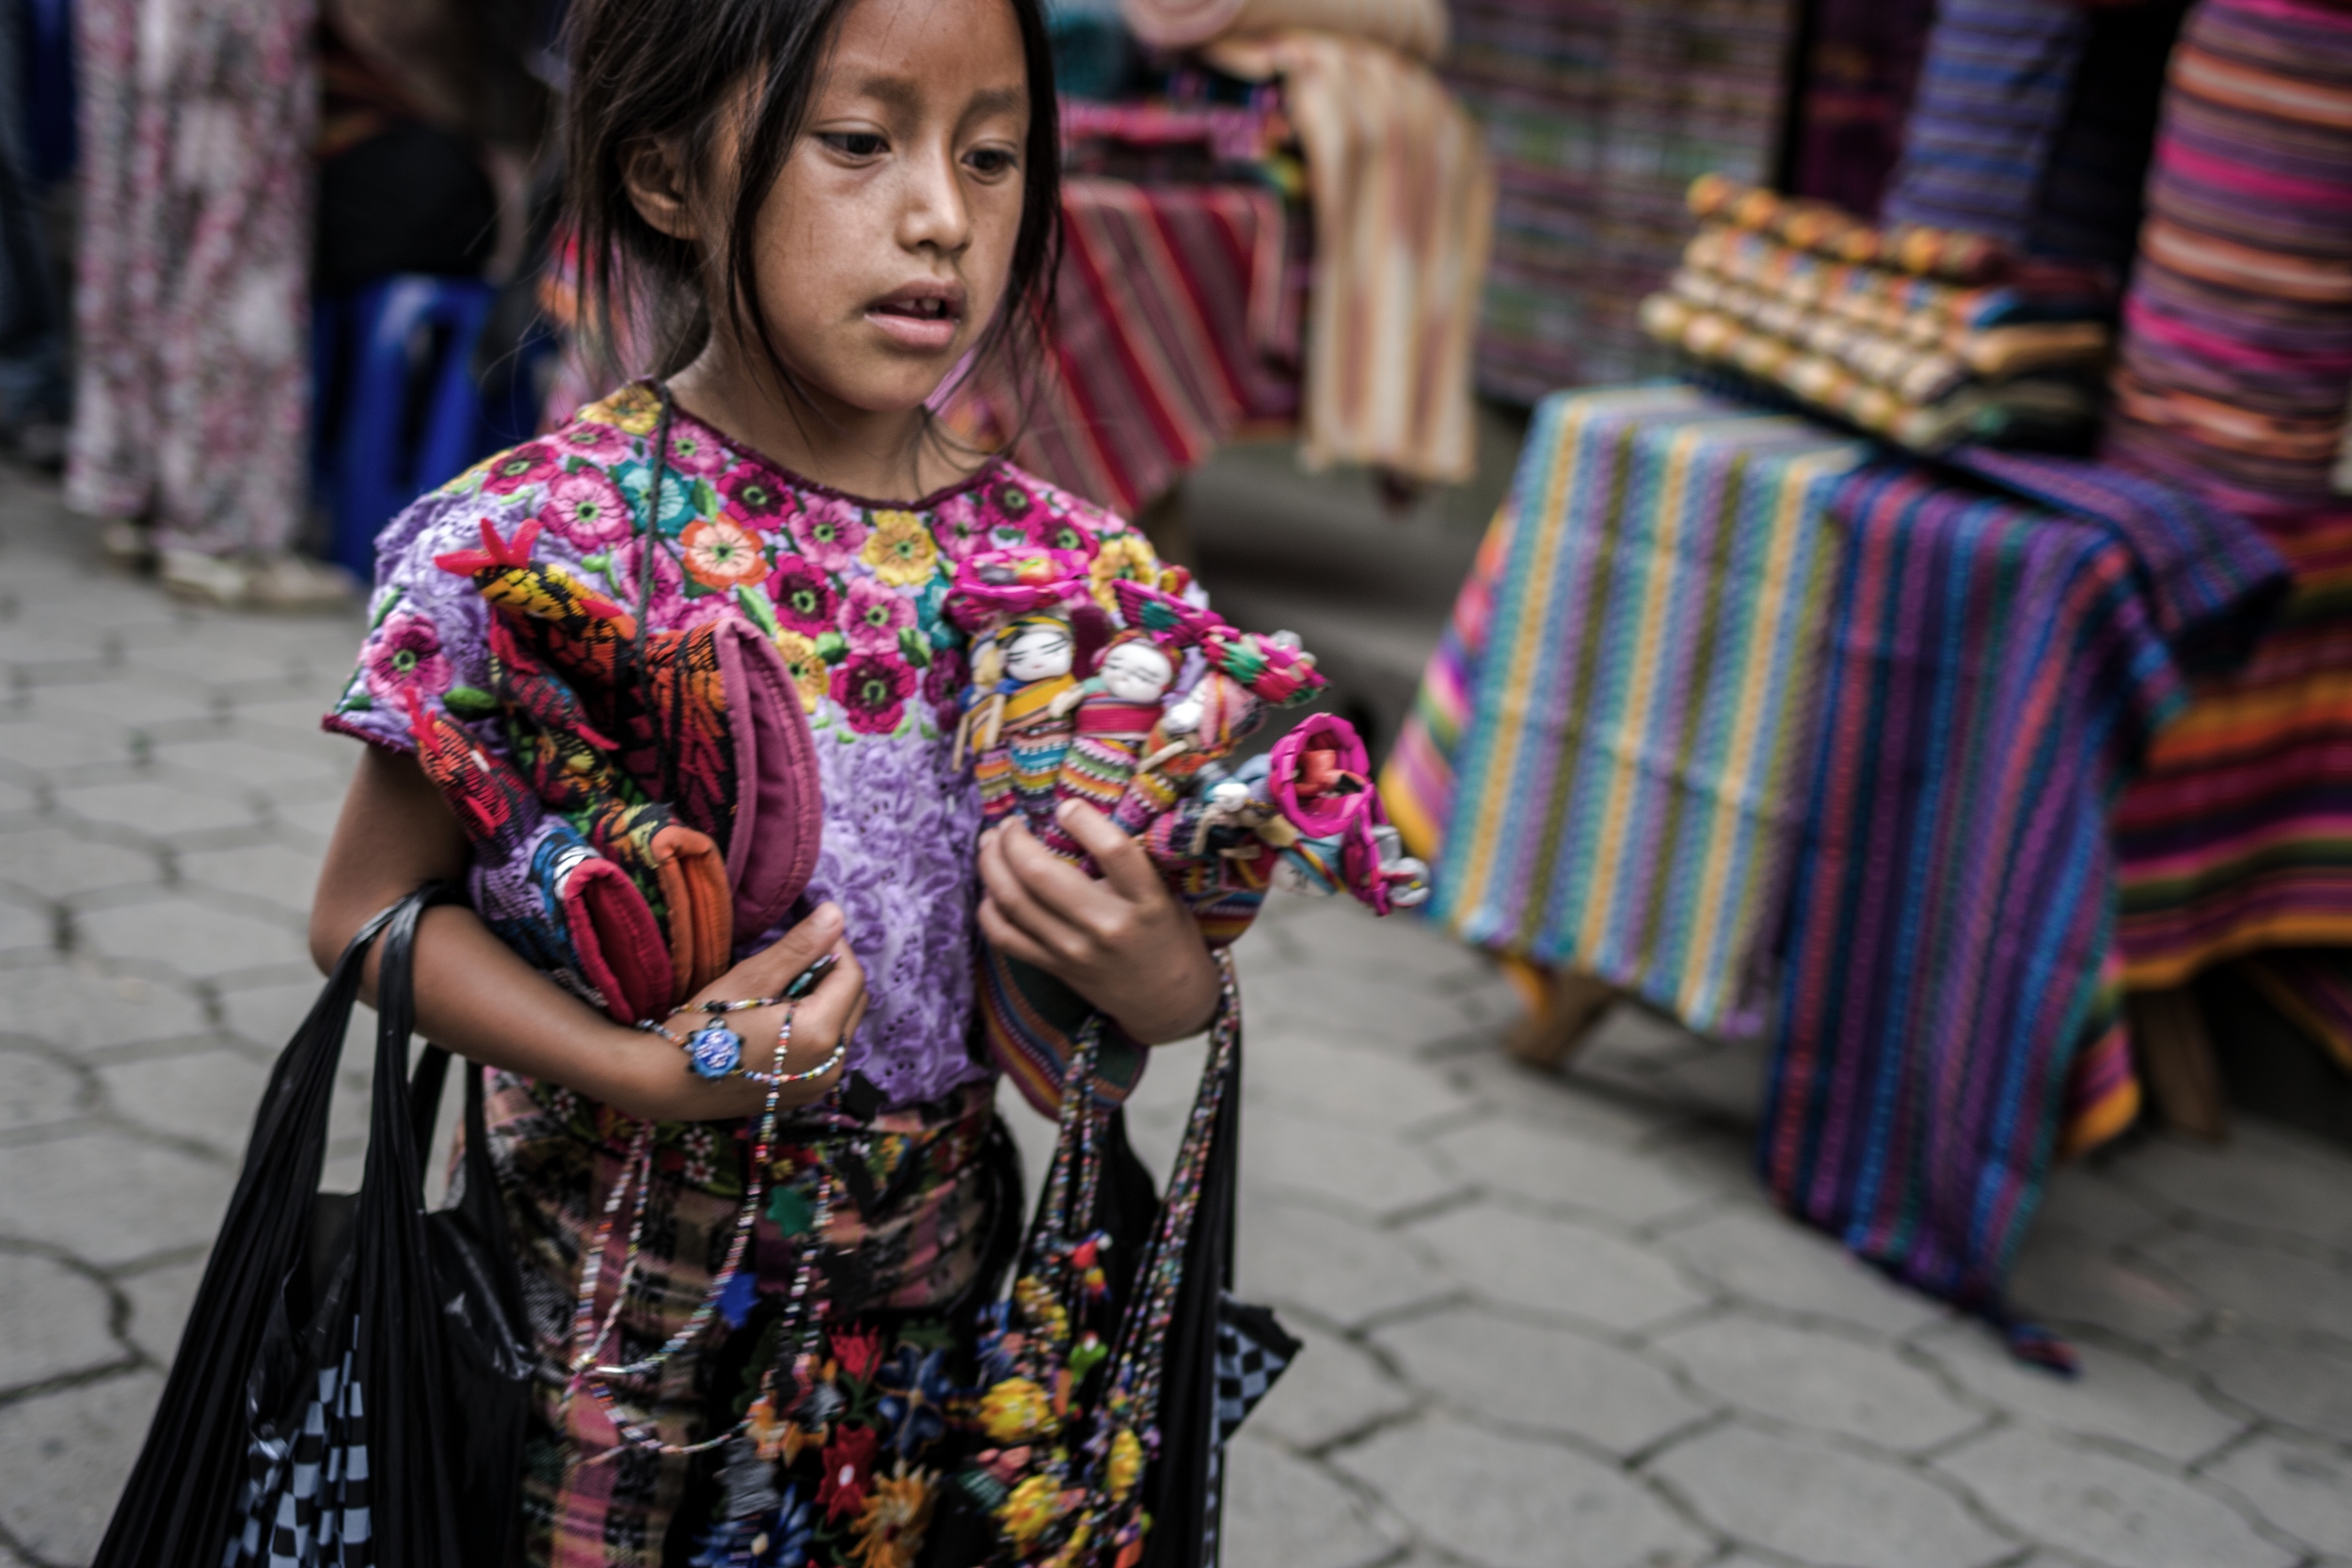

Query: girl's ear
left=623, top=137, right=699, bottom=243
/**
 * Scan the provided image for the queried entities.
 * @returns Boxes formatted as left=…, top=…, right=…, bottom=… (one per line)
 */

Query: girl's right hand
left=644, top=901, right=867, bottom=1119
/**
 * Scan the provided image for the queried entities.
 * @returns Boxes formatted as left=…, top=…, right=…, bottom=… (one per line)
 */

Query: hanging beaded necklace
left=560, top=382, right=843, bottom=1460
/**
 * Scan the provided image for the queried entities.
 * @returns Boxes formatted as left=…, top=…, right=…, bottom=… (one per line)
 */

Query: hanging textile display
left=2104, top=0, right=2352, bottom=993
left=1121, top=0, right=1448, bottom=62
left=2104, top=0, right=2352, bottom=515
left=1423, top=385, right=1865, bottom=1037
left=1879, top=0, right=2091, bottom=247
left=1784, top=0, right=1938, bottom=219
left=68, top=0, right=316, bottom=556
left=1206, top=32, right=1494, bottom=484
left=945, top=174, right=1303, bottom=517
left=1764, top=455, right=2283, bottom=1364
left=2021, top=0, right=2191, bottom=270
left=1443, top=0, right=1800, bottom=401
left=2112, top=514, right=2352, bottom=982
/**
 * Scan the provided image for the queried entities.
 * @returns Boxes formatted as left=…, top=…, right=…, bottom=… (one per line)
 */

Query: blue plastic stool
left=319, top=276, right=499, bottom=582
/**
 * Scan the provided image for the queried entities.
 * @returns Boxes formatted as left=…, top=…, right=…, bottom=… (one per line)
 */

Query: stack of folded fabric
left=1640, top=174, right=2114, bottom=452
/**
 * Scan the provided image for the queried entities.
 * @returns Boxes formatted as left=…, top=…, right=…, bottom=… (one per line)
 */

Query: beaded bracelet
left=640, top=1001, right=850, bottom=1086
left=736, top=1009, right=850, bottom=1088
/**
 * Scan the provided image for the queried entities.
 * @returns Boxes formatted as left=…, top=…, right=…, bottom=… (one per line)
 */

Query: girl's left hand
left=977, top=800, right=1221, bottom=1043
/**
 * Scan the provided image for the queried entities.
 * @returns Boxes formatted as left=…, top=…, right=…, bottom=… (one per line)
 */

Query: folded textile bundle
left=1208, top=31, right=1493, bottom=484
left=1689, top=171, right=2010, bottom=282
left=1685, top=225, right=2113, bottom=346
left=2104, top=0, right=2352, bottom=515
left=1666, top=264, right=2109, bottom=402
left=1121, top=0, right=1446, bottom=61
left=1642, top=292, right=2096, bottom=452
left=1648, top=177, right=2110, bottom=453
left=1422, top=385, right=1866, bottom=1037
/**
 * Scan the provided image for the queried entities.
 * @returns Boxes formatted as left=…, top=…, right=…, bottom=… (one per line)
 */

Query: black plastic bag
left=95, top=886, right=532, bottom=1568
left=1139, top=1039, right=1298, bottom=1568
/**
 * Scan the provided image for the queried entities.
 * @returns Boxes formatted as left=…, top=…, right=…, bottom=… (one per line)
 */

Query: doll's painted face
left=1004, top=622, right=1074, bottom=682
left=1099, top=641, right=1175, bottom=704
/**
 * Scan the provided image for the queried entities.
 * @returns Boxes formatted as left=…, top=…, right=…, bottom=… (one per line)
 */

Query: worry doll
left=1109, top=669, right=1264, bottom=837
left=1039, top=629, right=1181, bottom=863
left=944, top=547, right=1094, bottom=823
left=995, top=611, right=1084, bottom=832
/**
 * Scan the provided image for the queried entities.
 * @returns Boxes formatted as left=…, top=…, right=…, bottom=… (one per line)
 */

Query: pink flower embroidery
left=479, top=441, right=560, bottom=496
left=662, top=426, right=733, bottom=477
left=605, top=535, right=686, bottom=623
left=540, top=467, right=633, bottom=548
left=832, top=653, right=915, bottom=736
left=680, top=516, right=768, bottom=590
left=790, top=496, right=870, bottom=573
left=843, top=577, right=914, bottom=655
left=362, top=610, right=453, bottom=700
left=930, top=494, right=985, bottom=562
left=923, top=643, right=967, bottom=722
left=769, top=557, right=839, bottom=636
left=548, top=420, right=634, bottom=467
left=722, top=467, right=796, bottom=523
left=1025, top=511, right=1093, bottom=554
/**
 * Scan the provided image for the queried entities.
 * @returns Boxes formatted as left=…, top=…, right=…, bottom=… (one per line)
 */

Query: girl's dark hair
left=563, top=0, right=1059, bottom=431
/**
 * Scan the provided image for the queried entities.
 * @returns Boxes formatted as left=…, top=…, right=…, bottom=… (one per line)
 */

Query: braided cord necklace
left=561, top=381, right=843, bottom=1458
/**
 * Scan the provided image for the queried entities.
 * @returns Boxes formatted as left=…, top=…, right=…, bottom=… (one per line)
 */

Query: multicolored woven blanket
left=1388, top=388, right=2288, bottom=1358
left=1766, top=455, right=2280, bottom=1363
left=1424, top=386, right=1865, bottom=1037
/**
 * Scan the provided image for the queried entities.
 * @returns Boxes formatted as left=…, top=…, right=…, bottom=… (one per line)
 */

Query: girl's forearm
left=394, top=903, right=776, bottom=1122
left=309, top=745, right=779, bottom=1122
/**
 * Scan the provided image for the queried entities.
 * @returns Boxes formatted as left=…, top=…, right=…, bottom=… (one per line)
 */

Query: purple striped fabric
left=1766, top=463, right=2238, bottom=1368
left=1882, top=0, right=2090, bottom=245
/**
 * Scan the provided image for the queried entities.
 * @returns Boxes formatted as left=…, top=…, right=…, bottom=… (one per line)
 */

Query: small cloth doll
left=944, top=548, right=1097, bottom=825
left=1109, top=669, right=1263, bottom=836
left=997, top=611, right=1084, bottom=831
left=1038, top=629, right=1182, bottom=863
left=1102, top=581, right=1327, bottom=841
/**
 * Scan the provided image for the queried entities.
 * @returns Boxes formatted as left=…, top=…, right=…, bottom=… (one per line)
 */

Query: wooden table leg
left=1504, top=965, right=1620, bottom=1071
left=2127, top=986, right=2230, bottom=1143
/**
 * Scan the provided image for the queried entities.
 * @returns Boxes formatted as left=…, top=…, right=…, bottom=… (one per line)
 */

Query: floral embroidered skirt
left=485, top=1074, right=1018, bottom=1568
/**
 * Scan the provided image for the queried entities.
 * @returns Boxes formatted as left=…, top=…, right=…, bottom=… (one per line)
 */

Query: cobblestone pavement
left=4, top=462, right=2352, bottom=1568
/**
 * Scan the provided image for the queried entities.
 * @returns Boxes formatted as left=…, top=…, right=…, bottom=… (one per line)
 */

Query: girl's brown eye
left=823, top=132, right=887, bottom=158
left=967, top=148, right=1016, bottom=176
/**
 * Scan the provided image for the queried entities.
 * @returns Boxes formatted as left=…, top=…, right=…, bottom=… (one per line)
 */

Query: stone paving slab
left=5, top=467, right=2352, bottom=1568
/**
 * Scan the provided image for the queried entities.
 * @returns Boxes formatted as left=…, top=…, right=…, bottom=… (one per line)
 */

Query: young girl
left=307, top=0, right=1225, bottom=1558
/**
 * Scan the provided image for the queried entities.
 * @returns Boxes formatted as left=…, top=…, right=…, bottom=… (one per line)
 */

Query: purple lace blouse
left=323, top=383, right=1159, bottom=1108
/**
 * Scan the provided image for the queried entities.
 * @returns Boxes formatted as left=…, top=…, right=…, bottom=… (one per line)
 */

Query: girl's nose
left=899, top=144, right=974, bottom=256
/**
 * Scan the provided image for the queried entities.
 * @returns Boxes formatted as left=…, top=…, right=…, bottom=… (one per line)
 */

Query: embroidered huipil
left=326, top=382, right=1157, bottom=1107
left=320, top=383, right=1163, bottom=1563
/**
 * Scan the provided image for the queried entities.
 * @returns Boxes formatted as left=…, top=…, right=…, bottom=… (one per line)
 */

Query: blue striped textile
left=1881, top=0, right=2091, bottom=245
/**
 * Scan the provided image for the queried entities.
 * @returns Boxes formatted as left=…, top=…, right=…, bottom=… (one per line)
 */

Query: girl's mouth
left=867, top=288, right=964, bottom=351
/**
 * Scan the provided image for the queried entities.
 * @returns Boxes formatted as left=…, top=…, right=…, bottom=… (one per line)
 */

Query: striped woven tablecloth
left=1766, top=460, right=2279, bottom=1363
left=1424, top=385, right=1866, bottom=1037
left=1387, top=387, right=2286, bottom=1356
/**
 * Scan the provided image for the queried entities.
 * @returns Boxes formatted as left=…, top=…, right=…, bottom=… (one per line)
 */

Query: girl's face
left=746, top=0, right=1030, bottom=415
